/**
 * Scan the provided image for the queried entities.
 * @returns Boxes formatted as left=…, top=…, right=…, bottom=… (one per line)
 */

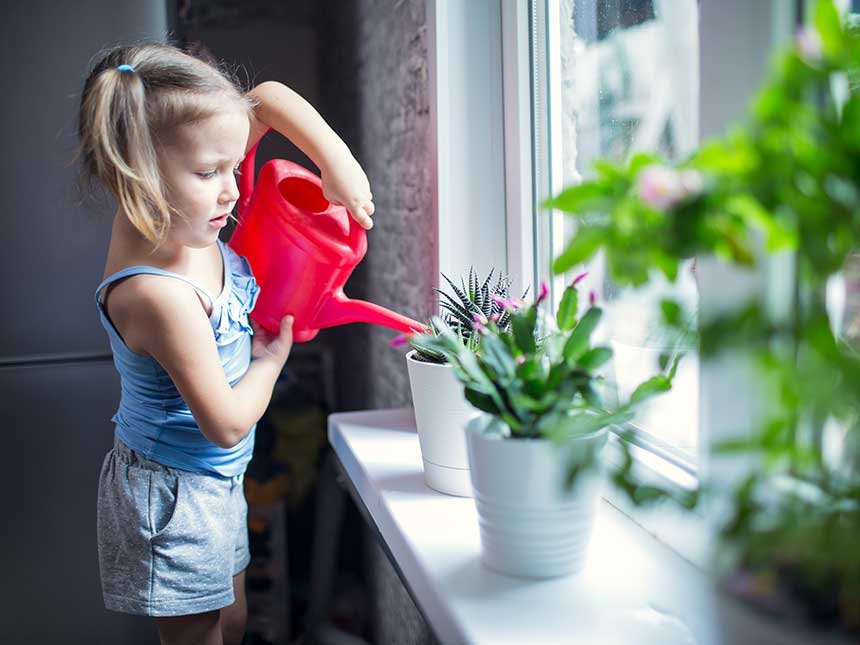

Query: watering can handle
left=236, top=129, right=364, bottom=240
left=237, top=128, right=272, bottom=221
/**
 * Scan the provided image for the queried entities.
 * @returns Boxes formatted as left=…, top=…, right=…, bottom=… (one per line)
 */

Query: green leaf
left=538, top=410, right=604, bottom=442
left=666, top=353, right=683, bottom=381
left=511, top=312, right=536, bottom=354
left=515, top=357, right=542, bottom=381
left=592, top=159, right=626, bottom=181
left=660, top=299, right=682, bottom=327
left=556, top=286, right=579, bottom=331
left=552, top=228, right=605, bottom=275
left=632, top=485, right=669, bottom=505
left=510, top=391, right=549, bottom=413
left=577, top=347, right=613, bottom=371
left=692, top=138, right=753, bottom=174
left=725, top=194, right=796, bottom=252
left=653, top=252, right=679, bottom=282
left=815, top=0, right=843, bottom=58
left=543, top=182, right=611, bottom=213
left=440, top=273, right=472, bottom=311
left=628, top=152, right=662, bottom=175
left=563, top=307, right=602, bottom=363
left=629, top=375, right=672, bottom=405
left=841, top=94, right=860, bottom=149
left=465, top=388, right=500, bottom=415
left=408, top=335, right=448, bottom=363
left=477, top=333, right=516, bottom=381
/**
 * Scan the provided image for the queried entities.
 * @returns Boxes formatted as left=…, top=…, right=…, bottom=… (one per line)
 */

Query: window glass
left=549, top=0, right=701, bottom=464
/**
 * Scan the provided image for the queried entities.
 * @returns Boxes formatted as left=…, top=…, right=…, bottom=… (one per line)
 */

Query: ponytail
left=77, top=43, right=255, bottom=246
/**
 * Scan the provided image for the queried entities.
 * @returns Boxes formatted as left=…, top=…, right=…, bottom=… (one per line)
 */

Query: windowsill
left=601, top=432, right=711, bottom=571
left=328, top=408, right=833, bottom=645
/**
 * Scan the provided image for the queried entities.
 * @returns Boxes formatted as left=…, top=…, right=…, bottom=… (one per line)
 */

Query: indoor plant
left=419, top=279, right=678, bottom=577
left=398, top=268, right=519, bottom=496
left=543, top=0, right=860, bottom=632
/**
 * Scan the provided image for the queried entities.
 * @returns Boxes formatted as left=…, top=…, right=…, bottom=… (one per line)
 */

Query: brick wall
left=317, top=0, right=436, bottom=413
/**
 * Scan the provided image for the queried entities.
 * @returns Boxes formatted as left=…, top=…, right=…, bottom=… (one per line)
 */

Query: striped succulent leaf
left=410, top=267, right=521, bottom=363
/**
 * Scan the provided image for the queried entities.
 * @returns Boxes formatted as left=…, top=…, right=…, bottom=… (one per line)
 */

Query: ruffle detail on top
left=212, top=245, right=260, bottom=347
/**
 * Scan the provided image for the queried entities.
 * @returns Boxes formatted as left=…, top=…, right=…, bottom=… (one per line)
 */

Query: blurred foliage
left=544, top=0, right=860, bottom=631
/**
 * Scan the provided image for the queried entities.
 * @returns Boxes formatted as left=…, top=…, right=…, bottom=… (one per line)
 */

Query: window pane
left=549, top=0, right=700, bottom=464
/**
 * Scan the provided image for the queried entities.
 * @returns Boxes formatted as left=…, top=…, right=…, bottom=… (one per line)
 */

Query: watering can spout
left=314, top=291, right=425, bottom=335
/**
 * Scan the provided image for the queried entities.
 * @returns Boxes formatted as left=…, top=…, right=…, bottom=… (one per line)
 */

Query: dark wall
left=0, top=4, right=167, bottom=643
left=316, top=0, right=436, bottom=413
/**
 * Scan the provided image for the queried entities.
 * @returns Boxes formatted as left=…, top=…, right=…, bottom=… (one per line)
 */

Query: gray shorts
left=97, top=435, right=250, bottom=617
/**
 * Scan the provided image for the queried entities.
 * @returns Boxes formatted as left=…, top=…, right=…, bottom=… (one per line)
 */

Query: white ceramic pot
left=466, top=414, right=607, bottom=579
left=406, top=350, right=475, bottom=497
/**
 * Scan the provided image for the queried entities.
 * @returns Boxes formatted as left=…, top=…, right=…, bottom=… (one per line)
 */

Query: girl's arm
left=245, top=81, right=375, bottom=230
left=126, top=277, right=293, bottom=449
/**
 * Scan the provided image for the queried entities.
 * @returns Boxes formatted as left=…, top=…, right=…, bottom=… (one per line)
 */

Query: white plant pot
left=406, top=350, right=474, bottom=497
left=466, top=414, right=607, bottom=579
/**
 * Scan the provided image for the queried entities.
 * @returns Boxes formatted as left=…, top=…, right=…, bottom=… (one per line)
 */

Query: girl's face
left=159, top=108, right=250, bottom=249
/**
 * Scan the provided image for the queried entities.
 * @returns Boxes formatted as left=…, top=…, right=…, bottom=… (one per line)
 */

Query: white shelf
left=328, top=408, right=838, bottom=645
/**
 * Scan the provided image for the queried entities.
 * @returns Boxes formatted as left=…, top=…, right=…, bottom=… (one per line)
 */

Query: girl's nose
left=221, top=173, right=240, bottom=204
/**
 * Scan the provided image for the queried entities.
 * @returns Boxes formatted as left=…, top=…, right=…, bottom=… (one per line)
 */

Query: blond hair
left=77, top=42, right=256, bottom=245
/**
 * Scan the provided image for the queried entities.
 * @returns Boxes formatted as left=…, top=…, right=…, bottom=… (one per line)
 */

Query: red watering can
left=228, top=133, right=424, bottom=343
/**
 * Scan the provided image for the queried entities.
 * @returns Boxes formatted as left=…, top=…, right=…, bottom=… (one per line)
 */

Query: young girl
left=78, top=42, right=374, bottom=645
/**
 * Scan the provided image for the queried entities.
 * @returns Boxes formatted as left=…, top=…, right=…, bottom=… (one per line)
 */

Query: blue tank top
left=95, top=240, right=261, bottom=477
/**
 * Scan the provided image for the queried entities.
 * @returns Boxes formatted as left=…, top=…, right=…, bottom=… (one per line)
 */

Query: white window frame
left=427, top=0, right=509, bottom=285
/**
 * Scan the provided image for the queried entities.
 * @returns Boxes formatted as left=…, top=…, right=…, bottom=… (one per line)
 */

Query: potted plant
left=542, top=0, right=860, bottom=632
left=395, top=268, right=520, bottom=497
left=420, top=279, right=677, bottom=578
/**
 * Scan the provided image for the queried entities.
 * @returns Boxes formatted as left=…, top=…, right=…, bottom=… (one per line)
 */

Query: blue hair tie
left=117, top=64, right=135, bottom=73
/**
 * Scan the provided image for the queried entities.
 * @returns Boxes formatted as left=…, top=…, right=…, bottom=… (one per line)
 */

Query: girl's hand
left=321, top=154, right=375, bottom=230
left=251, top=315, right=294, bottom=366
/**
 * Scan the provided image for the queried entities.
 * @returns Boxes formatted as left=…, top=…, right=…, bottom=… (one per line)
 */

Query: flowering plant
left=418, top=276, right=694, bottom=502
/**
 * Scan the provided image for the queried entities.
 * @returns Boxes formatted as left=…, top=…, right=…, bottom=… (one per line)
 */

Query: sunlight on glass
left=555, top=0, right=700, bottom=462
left=824, top=253, right=860, bottom=480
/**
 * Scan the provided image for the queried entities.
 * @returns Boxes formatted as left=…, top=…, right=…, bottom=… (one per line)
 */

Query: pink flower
left=516, top=355, right=526, bottom=365
left=491, top=294, right=523, bottom=311
left=388, top=333, right=411, bottom=348
left=589, top=291, right=596, bottom=306
left=471, top=321, right=486, bottom=333
left=572, top=272, right=588, bottom=287
left=796, top=27, right=823, bottom=65
left=489, top=312, right=501, bottom=322
left=472, top=312, right=487, bottom=324
left=637, top=165, right=703, bottom=211
left=638, top=166, right=680, bottom=210
left=536, top=281, right=549, bottom=304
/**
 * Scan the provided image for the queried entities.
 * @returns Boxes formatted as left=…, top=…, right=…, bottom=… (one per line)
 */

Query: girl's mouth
left=209, top=214, right=229, bottom=228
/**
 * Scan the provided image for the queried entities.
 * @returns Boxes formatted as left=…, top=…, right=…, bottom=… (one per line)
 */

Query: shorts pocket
left=148, top=470, right=181, bottom=539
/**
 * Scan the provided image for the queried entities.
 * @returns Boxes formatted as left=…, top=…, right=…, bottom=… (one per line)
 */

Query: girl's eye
left=197, top=170, right=217, bottom=179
